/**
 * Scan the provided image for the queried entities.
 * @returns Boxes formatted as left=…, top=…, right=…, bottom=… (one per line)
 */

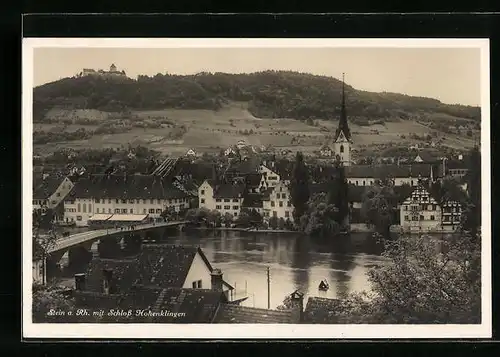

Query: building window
left=192, top=280, right=202, bottom=289
left=224, top=199, right=230, bottom=202
left=233, top=206, right=239, bottom=210
left=129, top=199, right=134, bottom=204
left=287, top=201, right=291, bottom=207
left=201, top=198, right=205, bottom=204
left=234, top=212, right=238, bottom=216
left=340, top=145, right=344, bottom=153
left=430, top=215, right=435, bottom=221
left=404, top=215, right=409, bottom=221
left=273, top=211, right=277, bottom=217
left=271, top=201, right=275, bottom=207
left=76, top=216, right=82, bottom=221
left=363, top=180, right=366, bottom=186
left=356, top=181, right=359, bottom=186
left=403, top=205, right=407, bottom=211
left=156, top=209, right=162, bottom=214
left=150, top=199, right=154, bottom=204
left=279, top=201, right=283, bottom=207
left=224, top=205, right=230, bottom=210
left=420, top=215, right=424, bottom=221
left=95, top=199, right=100, bottom=203
left=96, top=208, right=99, bottom=213
left=216, top=205, right=221, bottom=209
left=433, top=205, right=437, bottom=211
left=216, top=199, right=221, bottom=202
left=77, top=203, right=81, bottom=212
left=83, top=204, right=86, bottom=213
left=233, top=199, right=238, bottom=202
left=285, top=211, right=289, bottom=217
left=130, top=209, right=133, bottom=214
left=121, top=209, right=127, bottom=214
left=88, top=204, right=92, bottom=212
left=149, top=209, right=155, bottom=213
left=115, top=208, right=120, bottom=213
left=109, top=208, right=112, bottom=214
left=201, top=190, right=205, bottom=195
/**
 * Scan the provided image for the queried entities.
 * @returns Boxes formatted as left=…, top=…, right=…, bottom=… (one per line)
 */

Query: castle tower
left=110, top=63, right=117, bottom=72
left=333, top=73, right=352, bottom=166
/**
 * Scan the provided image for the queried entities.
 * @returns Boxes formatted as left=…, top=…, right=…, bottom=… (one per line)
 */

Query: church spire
left=335, top=73, right=351, bottom=141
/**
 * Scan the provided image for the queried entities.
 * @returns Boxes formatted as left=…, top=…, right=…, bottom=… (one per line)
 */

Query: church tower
left=333, top=73, right=352, bottom=166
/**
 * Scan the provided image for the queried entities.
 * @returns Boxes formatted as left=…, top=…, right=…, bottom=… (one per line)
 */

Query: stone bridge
left=42, top=221, right=187, bottom=277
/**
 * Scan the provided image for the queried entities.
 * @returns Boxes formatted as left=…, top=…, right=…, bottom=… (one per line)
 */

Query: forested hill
left=33, top=70, right=480, bottom=122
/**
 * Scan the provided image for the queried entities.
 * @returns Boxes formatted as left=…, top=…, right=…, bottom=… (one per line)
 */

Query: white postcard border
left=22, top=38, right=491, bottom=339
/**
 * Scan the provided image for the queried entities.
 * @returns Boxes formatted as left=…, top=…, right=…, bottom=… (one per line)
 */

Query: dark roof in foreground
left=135, top=245, right=210, bottom=288
left=68, top=174, right=189, bottom=200
left=303, top=297, right=344, bottom=324
left=213, top=304, right=295, bottom=323
left=85, top=257, right=139, bottom=294
left=73, top=286, right=226, bottom=323
left=83, top=245, right=213, bottom=294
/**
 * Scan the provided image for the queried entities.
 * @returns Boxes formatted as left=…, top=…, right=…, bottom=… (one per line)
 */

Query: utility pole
left=267, top=266, right=270, bottom=310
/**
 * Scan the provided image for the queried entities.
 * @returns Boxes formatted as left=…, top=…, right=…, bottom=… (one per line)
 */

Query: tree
left=278, top=217, right=286, bottom=230
left=289, top=152, right=310, bottom=222
left=160, top=206, right=177, bottom=221
left=464, top=146, right=481, bottom=238
left=366, top=231, right=481, bottom=323
left=223, top=213, right=233, bottom=228
left=296, top=230, right=481, bottom=324
left=268, top=216, right=278, bottom=230
left=302, top=203, right=340, bottom=237
left=360, top=184, right=395, bottom=236
left=207, top=210, right=222, bottom=228
left=327, top=160, right=349, bottom=228
left=32, top=283, right=76, bottom=323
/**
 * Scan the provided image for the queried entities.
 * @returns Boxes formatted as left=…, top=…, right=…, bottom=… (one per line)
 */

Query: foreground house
left=74, top=245, right=238, bottom=304
left=64, top=174, right=190, bottom=226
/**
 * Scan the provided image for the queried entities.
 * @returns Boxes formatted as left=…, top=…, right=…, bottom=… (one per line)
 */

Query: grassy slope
left=34, top=101, right=477, bottom=157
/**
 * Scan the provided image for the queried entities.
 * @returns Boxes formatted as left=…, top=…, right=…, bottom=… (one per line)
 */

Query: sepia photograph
left=22, top=38, right=491, bottom=339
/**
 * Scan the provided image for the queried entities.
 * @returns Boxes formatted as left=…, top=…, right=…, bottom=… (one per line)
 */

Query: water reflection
left=53, top=229, right=389, bottom=309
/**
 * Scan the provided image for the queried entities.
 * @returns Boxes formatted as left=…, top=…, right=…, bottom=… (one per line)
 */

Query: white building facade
left=400, top=186, right=442, bottom=232
left=262, top=182, right=294, bottom=222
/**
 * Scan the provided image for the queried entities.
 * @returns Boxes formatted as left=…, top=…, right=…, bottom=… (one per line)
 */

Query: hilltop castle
left=78, top=63, right=127, bottom=78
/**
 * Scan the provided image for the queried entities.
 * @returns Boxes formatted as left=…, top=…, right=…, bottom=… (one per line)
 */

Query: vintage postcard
left=22, top=38, right=491, bottom=339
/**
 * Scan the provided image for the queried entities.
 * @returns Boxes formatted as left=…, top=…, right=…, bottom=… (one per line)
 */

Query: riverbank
left=191, top=226, right=297, bottom=234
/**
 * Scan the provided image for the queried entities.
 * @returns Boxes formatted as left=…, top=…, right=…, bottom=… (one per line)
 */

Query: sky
left=32, top=47, right=481, bottom=106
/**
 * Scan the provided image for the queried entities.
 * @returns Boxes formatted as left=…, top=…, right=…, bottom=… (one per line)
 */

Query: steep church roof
left=333, top=73, right=352, bottom=142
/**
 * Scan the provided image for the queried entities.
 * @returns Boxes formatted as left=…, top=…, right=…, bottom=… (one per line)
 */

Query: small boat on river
left=318, top=279, right=330, bottom=291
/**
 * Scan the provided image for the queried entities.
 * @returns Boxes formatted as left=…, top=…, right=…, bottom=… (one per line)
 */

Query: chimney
left=211, top=268, right=224, bottom=292
left=102, top=268, right=113, bottom=294
left=74, top=273, right=86, bottom=291
left=289, top=290, right=305, bottom=323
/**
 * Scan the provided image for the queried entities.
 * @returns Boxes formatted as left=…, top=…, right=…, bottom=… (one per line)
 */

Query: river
left=55, top=229, right=390, bottom=310
left=167, top=229, right=388, bottom=309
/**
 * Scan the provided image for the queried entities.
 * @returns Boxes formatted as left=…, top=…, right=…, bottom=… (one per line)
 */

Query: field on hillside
left=33, top=102, right=478, bottom=156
